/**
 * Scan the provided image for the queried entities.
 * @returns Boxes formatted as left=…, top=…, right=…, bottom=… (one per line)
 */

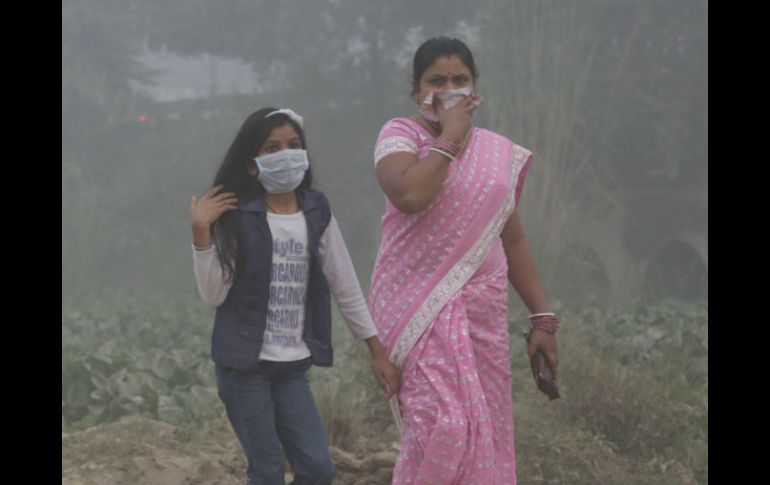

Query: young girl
left=190, top=107, right=400, bottom=485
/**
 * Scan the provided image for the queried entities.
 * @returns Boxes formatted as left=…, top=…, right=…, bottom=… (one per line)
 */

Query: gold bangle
left=428, top=147, right=455, bottom=161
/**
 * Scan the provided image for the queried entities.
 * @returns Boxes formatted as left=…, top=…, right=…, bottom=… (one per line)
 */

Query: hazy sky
left=133, top=49, right=258, bottom=102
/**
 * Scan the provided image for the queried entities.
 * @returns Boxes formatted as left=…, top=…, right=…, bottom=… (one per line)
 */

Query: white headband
left=265, top=108, right=304, bottom=129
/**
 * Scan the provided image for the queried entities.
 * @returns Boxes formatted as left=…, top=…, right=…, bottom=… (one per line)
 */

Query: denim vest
left=211, top=190, right=333, bottom=369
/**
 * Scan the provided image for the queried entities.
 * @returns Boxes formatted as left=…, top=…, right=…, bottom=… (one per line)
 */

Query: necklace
left=265, top=200, right=295, bottom=214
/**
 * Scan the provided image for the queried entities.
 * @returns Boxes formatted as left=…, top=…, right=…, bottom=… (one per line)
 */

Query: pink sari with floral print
left=369, top=118, right=531, bottom=484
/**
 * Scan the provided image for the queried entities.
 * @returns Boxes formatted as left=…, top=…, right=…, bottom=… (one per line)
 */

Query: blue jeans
left=215, top=358, right=335, bottom=485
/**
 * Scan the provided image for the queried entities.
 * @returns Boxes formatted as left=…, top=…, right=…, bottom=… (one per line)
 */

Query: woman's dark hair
left=411, top=36, right=479, bottom=97
left=211, top=107, right=313, bottom=283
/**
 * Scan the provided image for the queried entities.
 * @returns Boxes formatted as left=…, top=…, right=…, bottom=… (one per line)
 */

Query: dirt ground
left=62, top=415, right=397, bottom=485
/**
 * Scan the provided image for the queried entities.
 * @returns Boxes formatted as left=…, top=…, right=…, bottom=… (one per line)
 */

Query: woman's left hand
left=527, top=329, right=559, bottom=377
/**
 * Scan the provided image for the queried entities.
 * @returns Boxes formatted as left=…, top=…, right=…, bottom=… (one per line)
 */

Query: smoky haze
left=62, top=0, right=707, bottom=308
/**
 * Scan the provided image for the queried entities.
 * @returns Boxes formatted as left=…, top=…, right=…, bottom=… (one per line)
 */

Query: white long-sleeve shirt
left=193, top=212, right=377, bottom=361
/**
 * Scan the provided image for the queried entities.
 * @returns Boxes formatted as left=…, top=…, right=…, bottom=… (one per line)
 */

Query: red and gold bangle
left=528, top=313, right=560, bottom=334
left=434, top=137, right=462, bottom=157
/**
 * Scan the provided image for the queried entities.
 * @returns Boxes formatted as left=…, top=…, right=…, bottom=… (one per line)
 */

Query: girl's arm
left=192, top=245, right=231, bottom=307
left=319, top=214, right=401, bottom=399
left=190, top=185, right=237, bottom=307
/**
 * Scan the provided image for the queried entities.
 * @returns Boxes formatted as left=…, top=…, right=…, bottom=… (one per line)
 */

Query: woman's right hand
left=436, top=94, right=481, bottom=142
left=190, top=185, right=238, bottom=246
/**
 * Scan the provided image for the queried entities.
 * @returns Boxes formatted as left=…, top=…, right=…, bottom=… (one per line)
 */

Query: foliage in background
left=62, top=0, right=707, bottom=307
left=63, top=298, right=707, bottom=483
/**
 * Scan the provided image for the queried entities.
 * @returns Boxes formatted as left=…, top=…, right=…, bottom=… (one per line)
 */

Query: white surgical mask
left=419, top=87, right=479, bottom=122
left=253, top=149, right=309, bottom=193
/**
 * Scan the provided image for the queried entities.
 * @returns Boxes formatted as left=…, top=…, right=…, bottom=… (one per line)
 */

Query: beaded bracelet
left=528, top=313, right=560, bottom=334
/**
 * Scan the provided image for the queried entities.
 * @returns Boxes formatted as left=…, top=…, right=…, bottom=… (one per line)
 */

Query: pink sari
left=370, top=118, right=531, bottom=484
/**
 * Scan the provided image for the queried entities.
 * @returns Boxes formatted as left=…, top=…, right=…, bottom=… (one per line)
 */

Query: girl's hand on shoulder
left=191, top=185, right=238, bottom=228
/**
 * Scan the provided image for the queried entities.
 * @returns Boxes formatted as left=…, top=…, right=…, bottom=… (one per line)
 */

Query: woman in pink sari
left=370, top=37, right=560, bottom=484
